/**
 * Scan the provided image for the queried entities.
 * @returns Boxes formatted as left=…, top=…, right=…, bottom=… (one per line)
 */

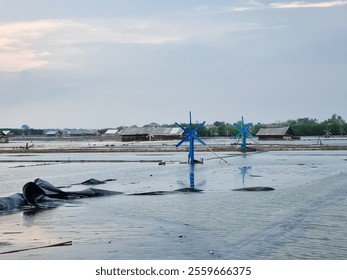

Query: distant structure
left=0, top=131, right=10, bottom=143
left=323, top=127, right=332, bottom=138
left=44, top=130, right=63, bottom=137
left=119, top=126, right=183, bottom=142
left=175, top=111, right=206, bottom=165
left=21, top=124, right=30, bottom=131
left=256, top=126, right=300, bottom=140
left=233, top=116, right=253, bottom=151
left=104, top=129, right=119, bottom=137
left=67, top=129, right=102, bottom=137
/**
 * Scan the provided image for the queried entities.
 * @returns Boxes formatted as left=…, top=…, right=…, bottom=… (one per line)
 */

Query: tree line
left=165, top=114, right=347, bottom=137
left=2, top=114, right=346, bottom=138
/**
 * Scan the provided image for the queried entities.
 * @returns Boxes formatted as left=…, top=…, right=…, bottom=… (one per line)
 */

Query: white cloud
left=270, top=1, right=347, bottom=9
left=0, top=19, right=185, bottom=72
left=197, top=0, right=347, bottom=13
left=0, top=21, right=60, bottom=71
left=0, top=16, right=270, bottom=72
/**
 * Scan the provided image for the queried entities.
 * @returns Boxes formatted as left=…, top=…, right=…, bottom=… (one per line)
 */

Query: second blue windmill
left=175, top=112, right=206, bottom=165
left=234, top=116, right=253, bottom=151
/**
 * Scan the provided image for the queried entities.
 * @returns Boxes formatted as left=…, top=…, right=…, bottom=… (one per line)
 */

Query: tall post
left=241, top=117, right=247, bottom=150
left=189, top=112, right=194, bottom=165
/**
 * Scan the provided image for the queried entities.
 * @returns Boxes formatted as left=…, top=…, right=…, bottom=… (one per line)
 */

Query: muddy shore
left=1, top=136, right=347, bottom=154
left=1, top=143, right=347, bottom=153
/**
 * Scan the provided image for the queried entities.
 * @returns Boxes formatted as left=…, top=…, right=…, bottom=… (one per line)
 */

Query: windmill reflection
left=239, top=166, right=252, bottom=185
left=189, top=164, right=195, bottom=190
left=174, top=164, right=205, bottom=193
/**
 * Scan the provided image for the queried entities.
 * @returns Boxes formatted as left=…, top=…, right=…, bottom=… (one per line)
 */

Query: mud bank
left=1, top=144, right=347, bottom=154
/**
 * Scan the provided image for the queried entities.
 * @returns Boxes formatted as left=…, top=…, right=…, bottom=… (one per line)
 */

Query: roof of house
left=67, top=129, right=100, bottom=135
left=151, top=127, right=183, bottom=136
left=119, top=127, right=150, bottom=136
left=1, top=130, right=11, bottom=135
left=104, top=129, right=119, bottom=135
left=45, top=130, right=62, bottom=135
left=119, top=126, right=183, bottom=136
left=256, top=126, right=293, bottom=136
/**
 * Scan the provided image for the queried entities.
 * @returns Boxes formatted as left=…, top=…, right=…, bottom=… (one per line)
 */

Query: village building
left=67, top=129, right=102, bottom=137
left=45, top=130, right=63, bottom=137
left=104, top=129, right=119, bottom=137
left=256, top=126, right=300, bottom=140
left=0, top=131, right=10, bottom=143
left=119, top=126, right=183, bottom=142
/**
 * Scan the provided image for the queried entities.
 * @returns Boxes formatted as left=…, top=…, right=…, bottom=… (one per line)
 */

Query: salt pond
left=1, top=150, right=347, bottom=259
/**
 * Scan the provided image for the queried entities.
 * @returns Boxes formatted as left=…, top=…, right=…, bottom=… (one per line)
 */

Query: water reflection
left=189, top=165, right=195, bottom=190
left=175, top=164, right=204, bottom=193
left=239, top=166, right=252, bottom=185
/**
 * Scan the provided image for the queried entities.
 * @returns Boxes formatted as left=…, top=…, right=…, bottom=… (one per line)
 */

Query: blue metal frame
left=176, top=112, right=206, bottom=165
left=234, top=116, right=253, bottom=151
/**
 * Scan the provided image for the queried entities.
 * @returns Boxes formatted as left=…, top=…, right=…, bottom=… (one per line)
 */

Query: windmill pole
left=190, top=135, right=195, bottom=164
left=241, top=117, right=247, bottom=150
left=189, top=111, right=195, bottom=165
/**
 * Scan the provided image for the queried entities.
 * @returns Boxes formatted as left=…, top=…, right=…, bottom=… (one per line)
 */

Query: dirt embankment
left=1, top=143, right=347, bottom=154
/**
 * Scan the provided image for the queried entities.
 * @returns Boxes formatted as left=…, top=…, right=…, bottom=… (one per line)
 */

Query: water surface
left=1, top=150, right=346, bottom=259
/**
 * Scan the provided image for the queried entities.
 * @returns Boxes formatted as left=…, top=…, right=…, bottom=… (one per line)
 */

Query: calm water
left=0, top=150, right=347, bottom=259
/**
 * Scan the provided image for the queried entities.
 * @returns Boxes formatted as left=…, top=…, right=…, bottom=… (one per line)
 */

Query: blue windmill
left=175, top=112, right=206, bottom=165
left=234, top=116, right=253, bottom=151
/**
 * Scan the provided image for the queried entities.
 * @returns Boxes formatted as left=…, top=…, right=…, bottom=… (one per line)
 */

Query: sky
left=1, top=0, right=347, bottom=129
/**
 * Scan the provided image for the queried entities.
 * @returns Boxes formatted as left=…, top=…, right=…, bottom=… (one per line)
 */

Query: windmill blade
left=244, top=123, right=253, bottom=131
left=175, top=122, right=189, bottom=134
left=192, top=121, right=206, bottom=134
left=233, top=123, right=242, bottom=131
left=193, top=134, right=207, bottom=146
left=176, top=134, right=190, bottom=147
left=245, top=130, right=253, bottom=138
left=234, top=131, right=242, bottom=138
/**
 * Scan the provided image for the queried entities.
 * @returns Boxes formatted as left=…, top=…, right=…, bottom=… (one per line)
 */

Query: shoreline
left=1, top=136, right=347, bottom=154
left=1, top=144, right=347, bottom=154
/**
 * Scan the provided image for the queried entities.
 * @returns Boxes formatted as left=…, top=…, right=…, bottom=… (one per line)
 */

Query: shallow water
left=0, top=150, right=347, bottom=259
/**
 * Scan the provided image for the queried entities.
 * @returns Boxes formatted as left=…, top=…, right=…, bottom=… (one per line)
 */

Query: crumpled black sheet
left=0, top=178, right=122, bottom=213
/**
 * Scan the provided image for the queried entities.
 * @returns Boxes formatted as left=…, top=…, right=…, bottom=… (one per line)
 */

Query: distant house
left=144, top=122, right=160, bottom=128
left=45, top=130, right=63, bottom=137
left=0, top=131, right=9, bottom=143
left=104, top=129, right=119, bottom=137
left=2, top=130, right=13, bottom=137
left=119, top=126, right=183, bottom=142
left=68, top=129, right=101, bottom=137
left=256, top=126, right=300, bottom=140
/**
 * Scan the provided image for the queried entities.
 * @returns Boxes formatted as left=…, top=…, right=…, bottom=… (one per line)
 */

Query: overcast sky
left=1, top=0, right=346, bottom=129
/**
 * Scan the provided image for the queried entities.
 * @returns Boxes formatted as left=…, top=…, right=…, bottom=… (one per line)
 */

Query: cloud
left=0, top=21, right=60, bottom=71
left=0, top=15, right=271, bottom=73
left=270, top=1, right=347, bottom=9
left=0, top=19, right=185, bottom=72
left=198, top=0, right=347, bottom=13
